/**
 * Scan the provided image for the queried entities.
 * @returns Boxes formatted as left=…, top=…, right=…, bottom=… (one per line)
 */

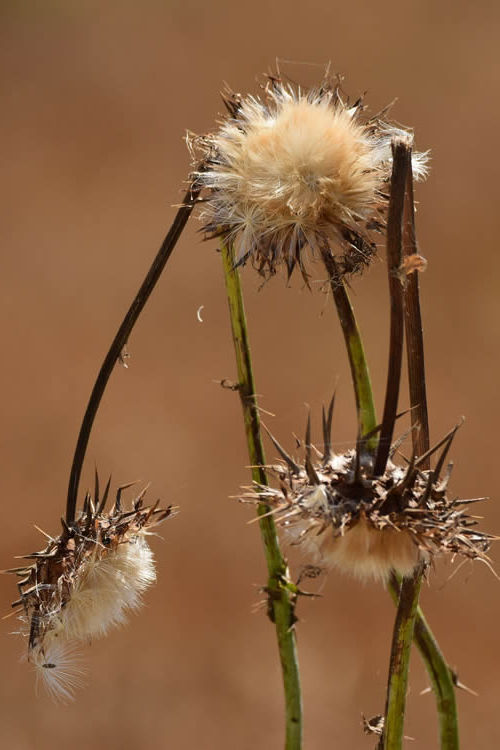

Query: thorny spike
left=305, top=412, right=320, bottom=485
left=432, top=423, right=460, bottom=482
left=389, top=422, right=417, bottom=460
left=415, top=420, right=464, bottom=469
left=133, top=483, right=151, bottom=511
left=115, top=481, right=139, bottom=513
left=261, top=423, right=301, bottom=475
left=96, top=475, right=112, bottom=516
left=94, top=468, right=100, bottom=509
left=322, top=392, right=336, bottom=464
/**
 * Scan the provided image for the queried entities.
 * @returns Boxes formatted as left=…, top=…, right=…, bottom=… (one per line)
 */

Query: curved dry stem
left=66, top=185, right=199, bottom=525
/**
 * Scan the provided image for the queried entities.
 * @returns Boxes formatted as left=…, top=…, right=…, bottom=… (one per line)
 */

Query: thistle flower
left=240, top=405, right=492, bottom=581
left=8, top=480, right=172, bottom=701
left=190, top=75, right=428, bottom=279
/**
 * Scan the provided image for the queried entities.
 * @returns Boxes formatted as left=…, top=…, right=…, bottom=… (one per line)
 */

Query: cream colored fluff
left=193, top=81, right=428, bottom=267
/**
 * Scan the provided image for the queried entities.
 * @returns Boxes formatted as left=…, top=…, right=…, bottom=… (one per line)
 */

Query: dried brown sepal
left=240, top=421, right=493, bottom=582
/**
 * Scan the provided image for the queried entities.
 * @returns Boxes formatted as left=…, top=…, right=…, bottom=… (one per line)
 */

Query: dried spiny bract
left=241, top=415, right=492, bottom=581
left=8, top=481, right=172, bottom=701
left=189, top=75, right=428, bottom=280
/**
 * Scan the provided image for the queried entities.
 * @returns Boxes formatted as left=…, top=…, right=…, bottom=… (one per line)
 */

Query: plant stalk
left=400, top=161, right=459, bottom=748
left=65, top=184, right=199, bottom=525
left=220, top=240, right=302, bottom=750
left=320, top=247, right=378, bottom=456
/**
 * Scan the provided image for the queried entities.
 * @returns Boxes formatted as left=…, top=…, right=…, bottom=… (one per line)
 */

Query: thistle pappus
left=240, top=401, right=493, bottom=581
left=189, top=74, right=428, bottom=281
left=8, top=478, right=173, bottom=701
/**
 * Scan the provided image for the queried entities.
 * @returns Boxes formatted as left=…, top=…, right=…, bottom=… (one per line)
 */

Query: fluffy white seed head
left=191, top=77, right=428, bottom=277
left=10, top=487, right=172, bottom=701
left=242, top=433, right=491, bottom=583
left=59, top=535, right=156, bottom=641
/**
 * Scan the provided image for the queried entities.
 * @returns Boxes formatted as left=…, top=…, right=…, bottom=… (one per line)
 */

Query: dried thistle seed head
left=190, top=75, right=428, bottom=279
left=8, top=481, right=173, bottom=701
left=241, top=422, right=492, bottom=582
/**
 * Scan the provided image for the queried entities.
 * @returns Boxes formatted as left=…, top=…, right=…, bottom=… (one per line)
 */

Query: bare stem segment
left=320, top=248, right=378, bottom=456
left=220, top=241, right=302, bottom=750
left=388, top=574, right=459, bottom=749
left=66, top=185, right=199, bottom=525
left=400, top=163, right=459, bottom=748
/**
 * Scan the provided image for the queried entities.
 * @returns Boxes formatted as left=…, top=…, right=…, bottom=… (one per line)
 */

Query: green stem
left=388, top=574, right=459, bottom=748
left=320, top=247, right=377, bottom=455
left=382, top=567, right=423, bottom=749
left=220, top=240, right=302, bottom=750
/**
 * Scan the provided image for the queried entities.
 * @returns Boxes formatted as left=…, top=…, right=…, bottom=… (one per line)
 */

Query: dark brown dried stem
left=403, top=164, right=430, bottom=460
left=399, top=162, right=458, bottom=748
left=374, top=138, right=411, bottom=477
left=66, top=184, right=200, bottom=525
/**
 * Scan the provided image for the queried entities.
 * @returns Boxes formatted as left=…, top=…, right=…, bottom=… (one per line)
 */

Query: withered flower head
left=189, top=75, right=428, bottom=279
left=241, top=405, right=492, bottom=581
left=8, top=480, right=172, bottom=702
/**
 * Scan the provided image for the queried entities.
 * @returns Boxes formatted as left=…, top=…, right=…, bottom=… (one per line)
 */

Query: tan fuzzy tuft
left=190, top=76, right=428, bottom=279
left=9, top=482, right=173, bottom=701
left=241, top=429, right=492, bottom=582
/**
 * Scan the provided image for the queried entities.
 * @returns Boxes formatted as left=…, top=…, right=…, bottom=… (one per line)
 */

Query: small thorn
left=115, top=481, right=140, bottom=513
left=261, top=424, right=301, bottom=475
left=305, top=411, right=320, bottom=484
left=94, top=468, right=100, bottom=507
left=415, top=420, right=464, bottom=469
left=97, top=475, right=112, bottom=515
left=322, top=391, right=336, bottom=464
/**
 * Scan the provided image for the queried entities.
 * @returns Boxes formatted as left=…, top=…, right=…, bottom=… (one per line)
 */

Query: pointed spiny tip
left=261, top=423, right=301, bottom=475
left=304, top=410, right=320, bottom=485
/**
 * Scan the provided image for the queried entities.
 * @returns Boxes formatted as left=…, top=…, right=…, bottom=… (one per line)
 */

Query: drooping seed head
left=190, top=75, right=428, bottom=279
left=9, top=481, right=173, bottom=701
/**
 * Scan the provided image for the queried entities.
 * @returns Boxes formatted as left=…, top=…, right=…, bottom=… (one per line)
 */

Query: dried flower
left=190, top=75, right=428, bottom=279
left=240, top=408, right=492, bottom=581
left=8, top=481, right=172, bottom=701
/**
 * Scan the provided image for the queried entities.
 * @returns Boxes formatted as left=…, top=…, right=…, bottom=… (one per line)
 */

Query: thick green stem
left=381, top=567, right=423, bottom=749
left=388, top=574, right=459, bottom=748
left=220, top=241, right=302, bottom=750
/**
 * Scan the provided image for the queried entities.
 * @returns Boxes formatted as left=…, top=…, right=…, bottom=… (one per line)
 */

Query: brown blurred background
left=1, top=1, right=499, bottom=748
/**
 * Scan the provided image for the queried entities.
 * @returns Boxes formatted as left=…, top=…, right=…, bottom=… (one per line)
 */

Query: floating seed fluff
left=191, top=77, right=428, bottom=277
left=241, top=416, right=492, bottom=581
left=9, top=483, right=172, bottom=701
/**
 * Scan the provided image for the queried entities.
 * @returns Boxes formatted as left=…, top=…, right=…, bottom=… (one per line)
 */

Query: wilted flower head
left=240, top=405, right=492, bottom=581
left=190, top=75, right=428, bottom=279
left=8, top=480, right=172, bottom=701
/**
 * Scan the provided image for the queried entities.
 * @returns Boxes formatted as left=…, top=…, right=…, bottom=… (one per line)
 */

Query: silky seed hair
left=189, top=74, right=428, bottom=280
left=240, top=404, right=493, bottom=581
left=8, top=479, right=173, bottom=702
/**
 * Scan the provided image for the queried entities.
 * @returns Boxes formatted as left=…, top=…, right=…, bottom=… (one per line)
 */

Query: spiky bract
left=190, top=75, right=428, bottom=280
left=241, top=419, right=492, bottom=581
left=9, top=481, right=172, bottom=701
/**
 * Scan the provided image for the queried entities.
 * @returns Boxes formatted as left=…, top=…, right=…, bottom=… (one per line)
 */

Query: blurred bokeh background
left=1, top=1, right=499, bottom=747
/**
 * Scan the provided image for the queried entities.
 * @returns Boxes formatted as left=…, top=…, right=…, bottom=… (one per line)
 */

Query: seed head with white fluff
left=9, top=481, right=173, bottom=701
left=190, top=76, right=428, bottom=279
left=240, top=409, right=492, bottom=582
